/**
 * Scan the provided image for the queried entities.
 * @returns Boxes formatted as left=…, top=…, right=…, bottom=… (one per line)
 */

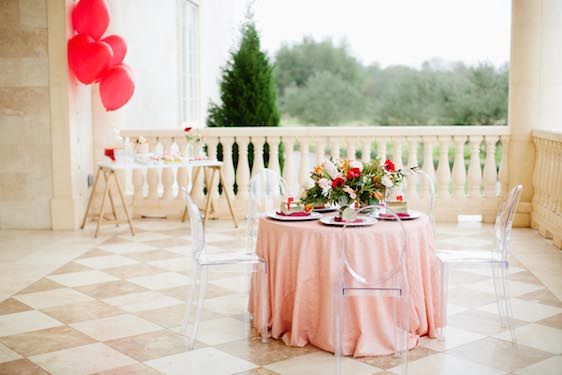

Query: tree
left=207, top=17, right=279, bottom=127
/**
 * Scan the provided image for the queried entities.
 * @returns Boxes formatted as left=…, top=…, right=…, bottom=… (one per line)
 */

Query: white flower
left=318, top=178, right=331, bottom=190
left=323, top=160, right=339, bottom=179
left=343, top=185, right=357, bottom=200
left=382, top=175, right=394, bottom=188
left=303, top=179, right=315, bottom=190
left=349, top=160, right=363, bottom=171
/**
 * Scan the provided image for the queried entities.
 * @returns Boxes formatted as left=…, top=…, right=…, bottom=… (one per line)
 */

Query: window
left=180, top=0, right=199, bottom=123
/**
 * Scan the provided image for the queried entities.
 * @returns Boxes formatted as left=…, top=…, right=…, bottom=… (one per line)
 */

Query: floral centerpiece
left=184, top=126, right=202, bottom=159
left=300, top=157, right=417, bottom=220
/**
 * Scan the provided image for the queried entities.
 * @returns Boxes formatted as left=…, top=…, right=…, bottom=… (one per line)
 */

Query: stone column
left=507, top=0, right=562, bottom=227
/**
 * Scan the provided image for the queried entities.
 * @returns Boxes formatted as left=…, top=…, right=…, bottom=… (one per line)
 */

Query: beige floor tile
left=164, top=244, right=191, bottom=255
left=128, top=272, right=191, bottom=290
left=189, top=317, right=253, bottom=346
left=210, top=276, right=251, bottom=293
left=147, top=237, right=191, bottom=250
left=465, top=279, right=544, bottom=297
left=117, top=232, right=173, bottom=243
left=13, top=288, right=93, bottom=309
left=216, top=337, right=319, bottom=366
left=537, top=313, right=562, bottom=330
left=0, top=358, right=49, bottom=374
left=75, top=280, right=148, bottom=299
left=204, top=294, right=249, bottom=315
left=50, top=261, right=92, bottom=275
left=509, top=270, right=543, bottom=285
left=148, top=258, right=191, bottom=274
left=103, top=291, right=183, bottom=313
left=0, top=310, right=62, bottom=337
left=103, top=263, right=166, bottom=279
left=15, top=278, right=65, bottom=295
left=46, top=270, right=118, bottom=287
left=162, top=283, right=232, bottom=300
left=126, top=250, right=183, bottom=262
left=495, top=323, right=562, bottom=354
left=478, top=298, right=562, bottom=322
left=0, top=326, right=95, bottom=357
left=358, top=345, right=437, bottom=370
left=40, top=300, right=124, bottom=324
left=76, top=248, right=113, bottom=259
left=447, top=309, right=527, bottom=336
left=419, top=326, right=485, bottom=351
left=232, top=368, right=280, bottom=375
left=93, top=362, right=163, bottom=375
left=135, top=304, right=186, bottom=328
left=515, top=355, right=562, bottom=375
left=446, top=287, right=498, bottom=308
left=29, top=343, right=136, bottom=375
left=0, top=342, right=22, bottom=364
left=144, top=347, right=258, bottom=375
left=387, top=353, right=504, bottom=375
left=74, top=254, right=140, bottom=269
left=447, top=337, right=553, bottom=372
left=106, top=330, right=190, bottom=361
left=0, top=298, right=32, bottom=316
left=70, top=314, right=161, bottom=341
left=98, top=242, right=157, bottom=255
left=264, top=351, right=379, bottom=375
left=518, top=288, right=562, bottom=308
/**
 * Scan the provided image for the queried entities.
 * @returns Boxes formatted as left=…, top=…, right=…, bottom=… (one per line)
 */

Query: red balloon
left=99, top=64, right=135, bottom=111
left=102, top=35, right=127, bottom=66
left=71, top=0, right=110, bottom=40
left=68, top=34, right=113, bottom=84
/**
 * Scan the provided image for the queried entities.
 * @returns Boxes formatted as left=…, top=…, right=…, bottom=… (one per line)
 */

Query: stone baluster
left=437, top=136, right=452, bottom=200
left=361, top=138, right=372, bottom=162
left=346, top=138, right=356, bottom=160
left=467, top=135, right=483, bottom=199
left=132, top=168, right=144, bottom=203
left=498, top=135, right=510, bottom=197
left=421, top=136, right=436, bottom=180
left=221, top=137, right=236, bottom=207
left=236, top=137, right=251, bottom=202
left=483, top=135, right=499, bottom=198
left=377, top=138, right=388, bottom=160
left=252, top=136, right=266, bottom=177
left=190, top=136, right=206, bottom=207
left=392, top=137, right=404, bottom=169
left=146, top=137, right=159, bottom=200
left=267, top=136, right=281, bottom=175
left=283, top=137, right=297, bottom=194
left=299, top=138, right=310, bottom=187
left=406, top=137, right=419, bottom=201
left=330, top=138, right=340, bottom=160
left=452, top=136, right=467, bottom=199
left=161, top=137, right=175, bottom=200
left=315, top=138, right=327, bottom=164
left=176, top=139, right=188, bottom=202
left=206, top=137, right=221, bottom=205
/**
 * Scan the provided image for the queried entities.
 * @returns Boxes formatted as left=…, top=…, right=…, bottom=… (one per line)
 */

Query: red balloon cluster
left=67, top=0, right=134, bottom=111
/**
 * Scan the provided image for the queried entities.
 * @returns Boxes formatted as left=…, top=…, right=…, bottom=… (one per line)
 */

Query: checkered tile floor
left=0, top=219, right=560, bottom=374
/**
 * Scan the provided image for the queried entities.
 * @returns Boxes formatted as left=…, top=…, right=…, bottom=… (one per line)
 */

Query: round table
left=248, top=214, right=443, bottom=357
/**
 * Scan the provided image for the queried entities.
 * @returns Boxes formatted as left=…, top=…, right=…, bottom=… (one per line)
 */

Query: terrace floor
left=0, top=219, right=560, bottom=374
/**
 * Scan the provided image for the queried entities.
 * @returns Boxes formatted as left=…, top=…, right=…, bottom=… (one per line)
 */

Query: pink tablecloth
left=249, top=215, right=443, bottom=357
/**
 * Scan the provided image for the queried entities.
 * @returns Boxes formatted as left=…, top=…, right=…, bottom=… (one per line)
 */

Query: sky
left=252, top=0, right=511, bottom=68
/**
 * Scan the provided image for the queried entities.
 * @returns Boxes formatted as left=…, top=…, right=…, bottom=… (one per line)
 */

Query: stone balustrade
left=119, top=126, right=510, bottom=223
left=532, top=130, right=562, bottom=248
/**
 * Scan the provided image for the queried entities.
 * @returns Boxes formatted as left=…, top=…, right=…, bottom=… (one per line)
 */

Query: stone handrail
left=531, top=129, right=562, bottom=248
left=119, top=125, right=511, bottom=222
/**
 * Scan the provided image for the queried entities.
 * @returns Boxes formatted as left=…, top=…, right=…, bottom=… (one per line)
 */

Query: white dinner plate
left=319, top=216, right=377, bottom=227
left=375, top=209, right=422, bottom=221
left=312, top=205, right=338, bottom=213
left=267, top=212, right=323, bottom=221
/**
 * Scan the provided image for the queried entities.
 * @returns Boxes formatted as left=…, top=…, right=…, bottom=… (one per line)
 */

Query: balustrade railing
left=119, top=126, right=510, bottom=222
left=532, top=130, right=562, bottom=248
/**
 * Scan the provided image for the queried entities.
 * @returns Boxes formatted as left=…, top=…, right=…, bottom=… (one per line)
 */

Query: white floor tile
left=388, top=353, right=504, bottom=375
left=0, top=342, right=22, bottom=363
left=129, top=272, right=191, bottom=290
left=204, top=294, right=249, bottom=315
left=420, top=326, right=486, bottom=351
left=0, top=310, right=63, bottom=336
left=98, top=242, right=157, bottom=254
left=478, top=298, right=562, bottom=322
left=192, top=317, right=251, bottom=345
left=103, top=291, right=183, bottom=312
left=46, top=270, right=118, bottom=287
left=117, top=232, right=172, bottom=242
left=70, top=314, right=161, bottom=341
left=265, top=352, right=380, bottom=375
left=464, top=279, right=544, bottom=297
left=29, top=343, right=136, bottom=375
left=495, top=324, right=562, bottom=354
left=515, top=355, right=562, bottom=375
left=75, top=254, right=140, bottom=269
left=13, top=288, right=93, bottom=309
left=144, top=347, right=257, bottom=375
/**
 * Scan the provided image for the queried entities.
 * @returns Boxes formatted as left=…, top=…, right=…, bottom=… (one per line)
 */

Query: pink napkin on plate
left=334, top=217, right=364, bottom=223
left=276, top=211, right=311, bottom=217
left=378, top=212, right=410, bottom=219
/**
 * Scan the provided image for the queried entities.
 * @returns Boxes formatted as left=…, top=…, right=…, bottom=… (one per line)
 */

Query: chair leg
left=438, top=261, right=449, bottom=340
left=499, top=265, right=517, bottom=344
left=491, top=262, right=507, bottom=326
left=259, top=263, right=269, bottom=343
left=182, top=265, right=200, bottom=348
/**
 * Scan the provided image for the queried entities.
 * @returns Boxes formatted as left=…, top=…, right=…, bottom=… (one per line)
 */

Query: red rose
left=346, top=167, right=361, bottom=180
left=384, top=159, right=395, bottom=172
left=332, top=177, right=345, bottom=189
left=184, top=127, right=192, bottom=132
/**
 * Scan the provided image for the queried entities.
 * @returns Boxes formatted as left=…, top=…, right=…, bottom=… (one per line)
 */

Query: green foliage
left=274, top=38, right=509, bottom=126
left=207, top=18, right=280, bottom=127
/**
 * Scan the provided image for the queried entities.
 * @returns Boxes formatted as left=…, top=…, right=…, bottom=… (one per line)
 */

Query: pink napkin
left=276, top=211, right=310, bottom=217
left=333, top=217, right=364, bottom=223
left=378, top=212, right=410, bottom=219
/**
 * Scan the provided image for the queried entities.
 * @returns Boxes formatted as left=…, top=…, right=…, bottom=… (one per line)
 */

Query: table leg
left=181, top=167, right=201, bottom=223
left=203, top=168, right=217, bottom=227
left=104, top=171, right=119, bottom=226
left=220, top=168, right=239, bottom=228
left=81, top=167, right=102, bottom=229
left=113, top=170, right=135, bottom=236
left=95, top=170, right=111, bottom=238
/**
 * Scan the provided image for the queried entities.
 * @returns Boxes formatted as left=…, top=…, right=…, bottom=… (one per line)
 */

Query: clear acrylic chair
left=436, top=184, right=523, bottom=342
left=246, top=169, right=288, bottom=254
left=335, top=205, right=410, bottom=375
left=416, top=170, right=436, bottom=236
left=181, top=189, right=269, bottom=348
